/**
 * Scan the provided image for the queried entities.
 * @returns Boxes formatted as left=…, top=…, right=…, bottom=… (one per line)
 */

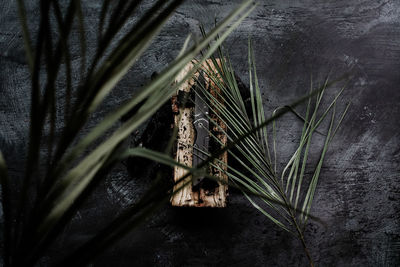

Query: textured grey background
left=1, top=0, right=399, bottom=266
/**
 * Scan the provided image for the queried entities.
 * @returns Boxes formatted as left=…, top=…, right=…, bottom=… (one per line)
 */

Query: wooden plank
left=170, top=59, right=228, bottom=207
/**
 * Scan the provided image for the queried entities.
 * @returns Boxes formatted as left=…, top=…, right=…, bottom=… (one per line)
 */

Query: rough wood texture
left=1, top=0, right=399, bottom=265
left=170, top=59, right=228, bottom=207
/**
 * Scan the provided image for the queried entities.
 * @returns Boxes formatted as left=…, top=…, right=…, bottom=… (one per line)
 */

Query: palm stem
left=275, top=181, right=314, bottom=266
left=288, top=204, right=314, bottom=267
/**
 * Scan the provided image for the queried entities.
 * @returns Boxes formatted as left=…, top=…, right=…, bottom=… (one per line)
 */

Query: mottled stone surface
left=0, top=0, right=399, bottom=266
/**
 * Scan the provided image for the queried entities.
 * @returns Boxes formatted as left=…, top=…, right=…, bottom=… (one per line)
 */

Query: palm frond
left=4, top=1, right=350, bottom=265
left=194, top=40, right=349, bottom=265
left=36, top=0, right=255, bottom=234
left=5, top=0, right=256, bottom=265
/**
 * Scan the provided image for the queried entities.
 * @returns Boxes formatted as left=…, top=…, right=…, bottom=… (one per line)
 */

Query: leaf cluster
left=1, top=0, right=256, bottom=265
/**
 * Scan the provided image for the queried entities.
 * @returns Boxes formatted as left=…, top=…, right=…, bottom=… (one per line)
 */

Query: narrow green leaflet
left=37, top=0, right=256, bottom=242
left=195, top=41, right=349, bottom=265
left=10, top=1, right=258, bottom=265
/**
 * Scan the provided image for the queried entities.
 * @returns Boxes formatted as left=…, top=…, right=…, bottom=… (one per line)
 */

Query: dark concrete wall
left=0, top=0, right=399, bottom=266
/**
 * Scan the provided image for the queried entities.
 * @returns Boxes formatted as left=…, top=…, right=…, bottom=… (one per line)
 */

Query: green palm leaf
left=4, top=0, right=256, bottom=266
left=194, top=39, right=349, bottom=266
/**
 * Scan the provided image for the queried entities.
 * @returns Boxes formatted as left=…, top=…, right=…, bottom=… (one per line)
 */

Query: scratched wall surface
left=0, top=0, right=399, bottom=266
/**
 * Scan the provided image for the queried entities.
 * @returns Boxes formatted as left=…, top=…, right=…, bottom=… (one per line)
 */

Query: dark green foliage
left=0, top=0, right=255, bottom=265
